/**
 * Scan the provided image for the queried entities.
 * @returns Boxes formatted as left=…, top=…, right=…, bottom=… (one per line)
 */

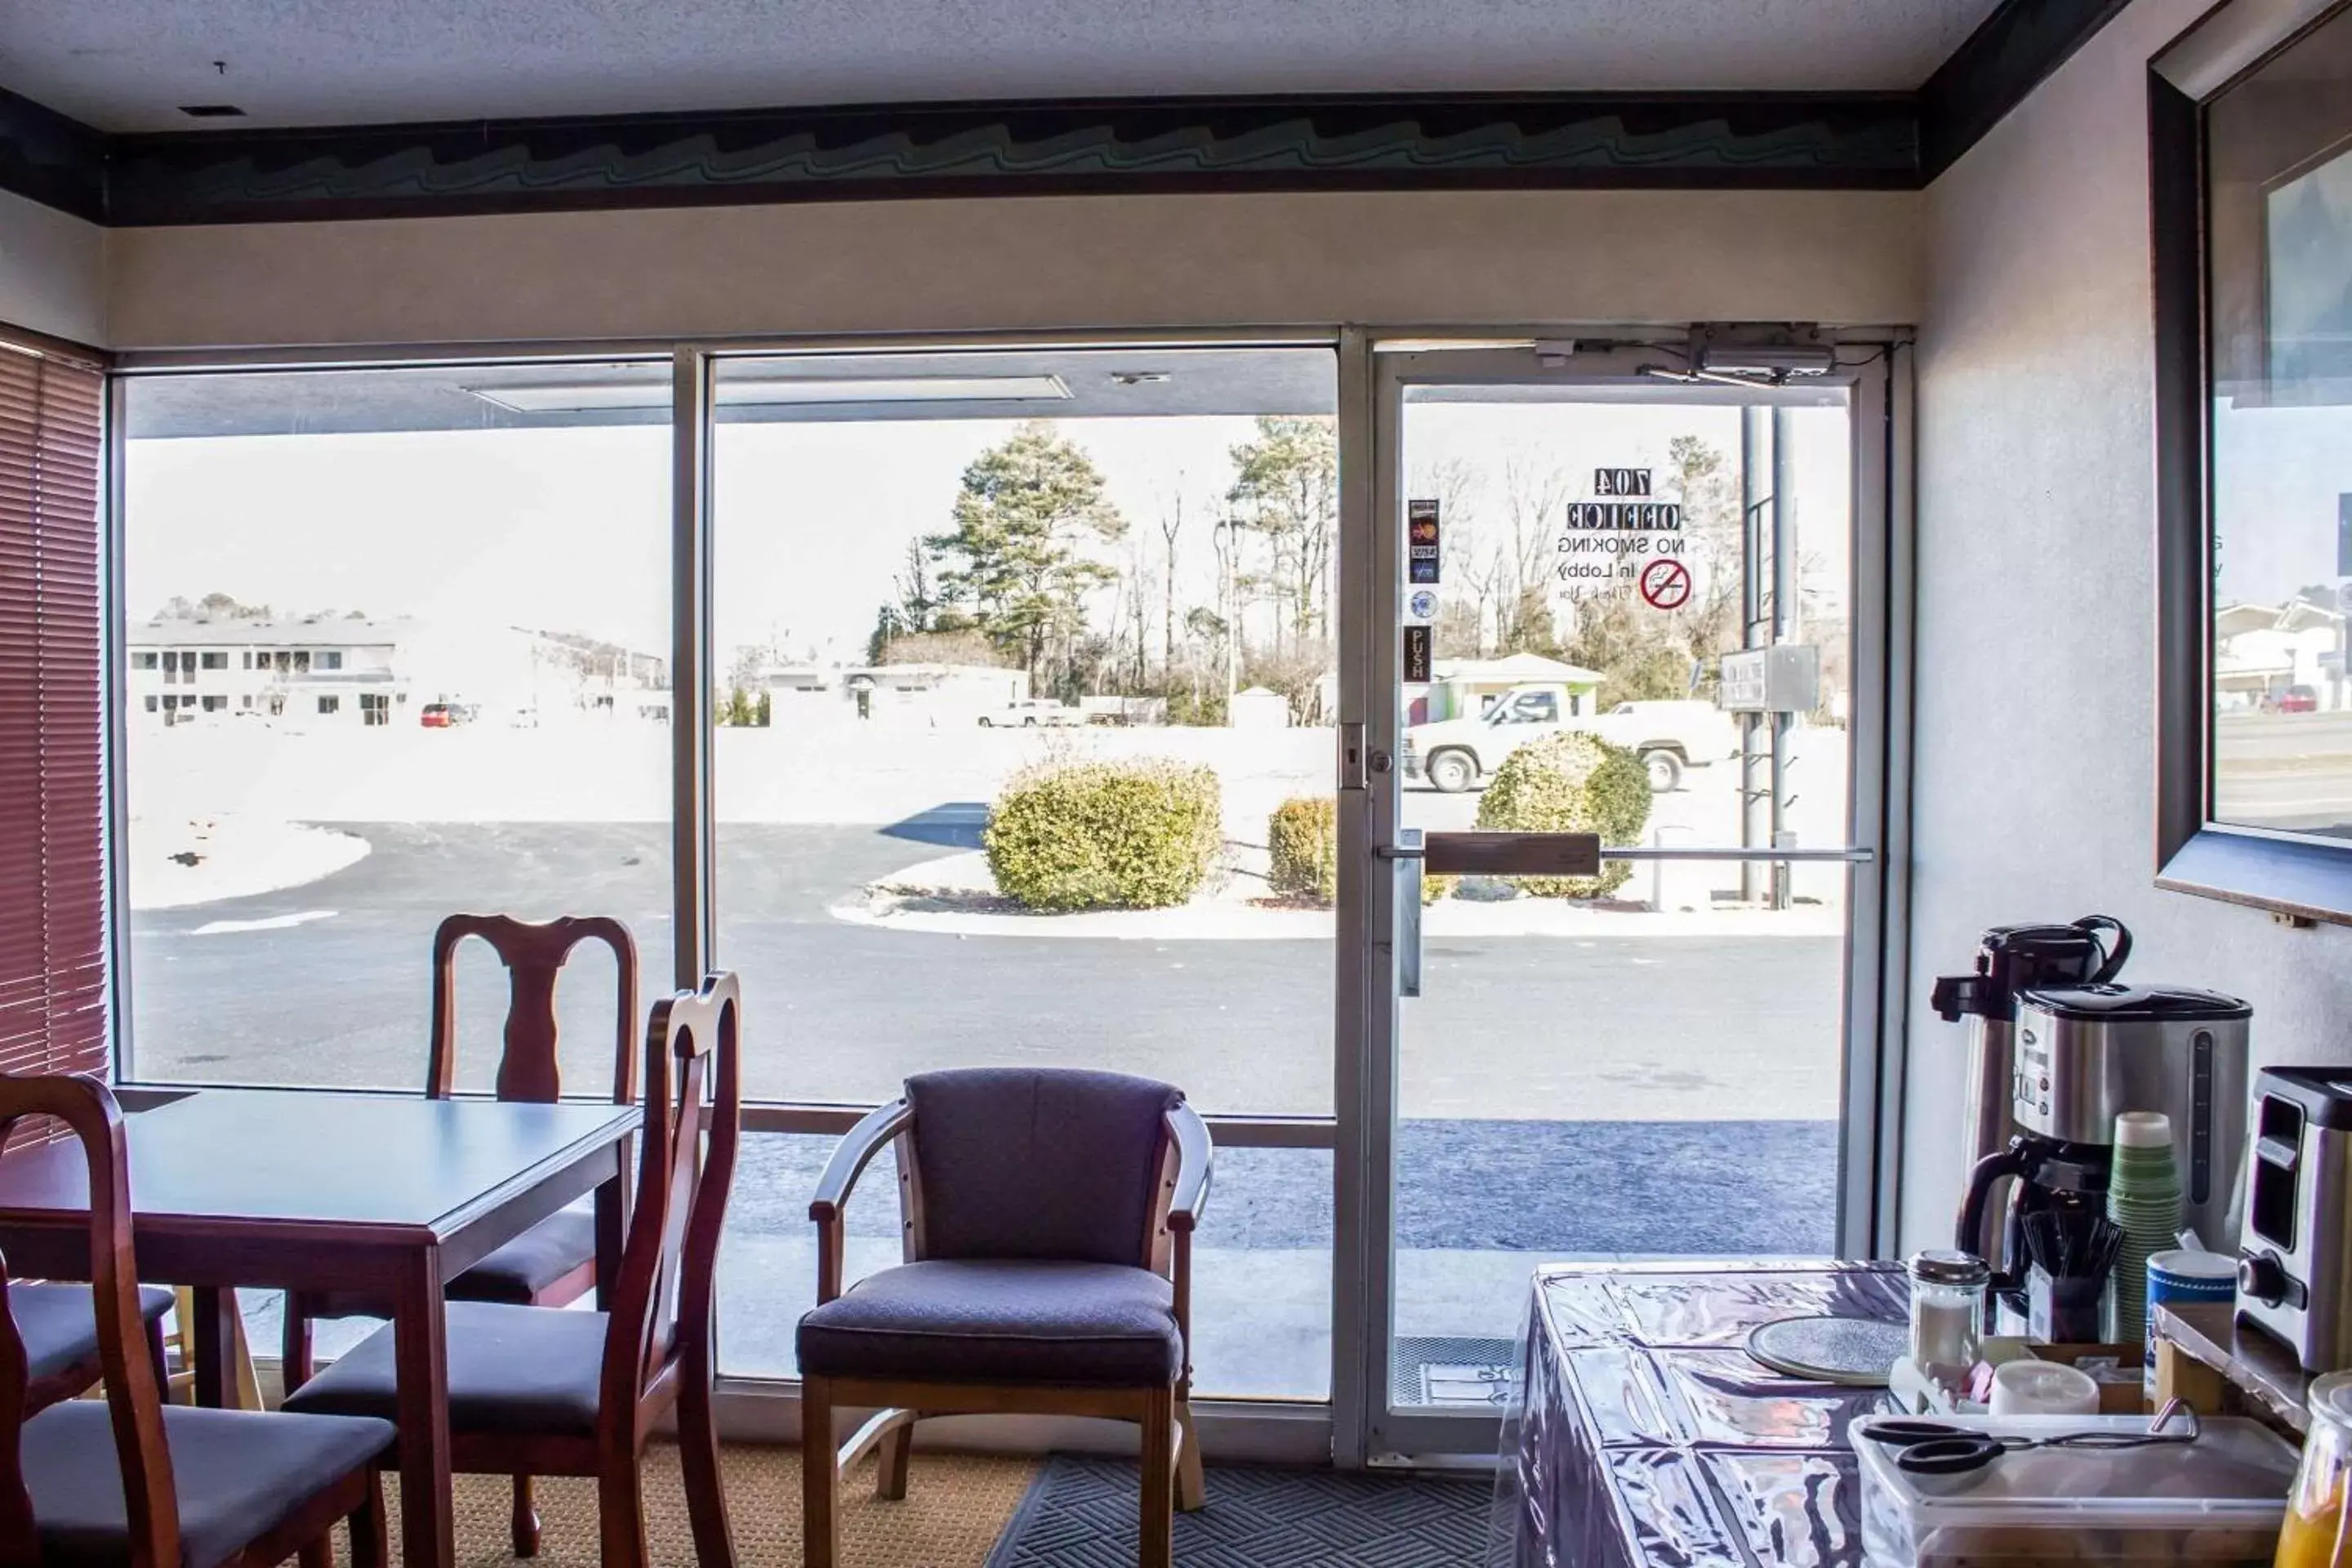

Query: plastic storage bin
left=1855, top=1413, right=2300, bottom=1568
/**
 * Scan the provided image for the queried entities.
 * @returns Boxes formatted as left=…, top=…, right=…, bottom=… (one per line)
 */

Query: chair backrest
left=902, top=1067, right=1183, bottom=1267
left=601, top=972, right=740, bottom=1414
left=0, top=1076, right=177, bottom=1568
left=427, top=914, right=638, bottom=1106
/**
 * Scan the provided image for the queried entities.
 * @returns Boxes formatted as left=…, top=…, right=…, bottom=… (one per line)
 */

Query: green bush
left=1475, top=732, right=1651, bottom=898
left=986, top=760, right=1223, bottom=911
left=1267, top=796, right=1339, bottom=902
left=1267, top=795, right=1453, bottom=906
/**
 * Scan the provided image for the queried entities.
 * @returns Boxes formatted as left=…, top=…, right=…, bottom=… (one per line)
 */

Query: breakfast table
left=0, top=1086, right=640, bottom=1568
left=1494, top=1258, right=1909, bottom=1568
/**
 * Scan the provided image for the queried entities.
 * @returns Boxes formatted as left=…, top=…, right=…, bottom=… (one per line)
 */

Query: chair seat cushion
left=796, top=1260, right=1181, bottom=1388
left=22, top=1401, right=393, bottom=1568
left=447, top=1206, right=597, bottom=1304
left=13, top=1284, right=174, bottom=1382
left=282, top=1300, right=608, bottom=1437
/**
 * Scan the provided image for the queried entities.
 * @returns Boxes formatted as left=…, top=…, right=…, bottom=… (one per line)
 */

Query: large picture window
left=118, top=363, right=675, bottom=1089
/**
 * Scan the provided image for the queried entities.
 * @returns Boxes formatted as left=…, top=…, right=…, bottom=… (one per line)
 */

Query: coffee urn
left=1933, top=917, right=2132, bottom=1261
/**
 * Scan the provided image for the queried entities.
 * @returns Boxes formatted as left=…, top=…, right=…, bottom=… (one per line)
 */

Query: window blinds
left=0, top=339, right=107, bottom=1098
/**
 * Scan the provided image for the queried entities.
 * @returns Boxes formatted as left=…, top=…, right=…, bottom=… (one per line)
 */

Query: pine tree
left=924, top=422, right=1125, bottom=682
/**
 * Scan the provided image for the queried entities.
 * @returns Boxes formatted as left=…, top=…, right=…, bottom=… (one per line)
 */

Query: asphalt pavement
left=128, top=815, right=1842, bottom=1260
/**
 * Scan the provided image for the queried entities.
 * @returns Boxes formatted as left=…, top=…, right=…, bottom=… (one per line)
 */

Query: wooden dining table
left=0, top=1086, right=641, bottom=1568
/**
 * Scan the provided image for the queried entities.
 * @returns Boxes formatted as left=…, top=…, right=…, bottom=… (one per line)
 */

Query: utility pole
left=1740, top=408, right=1769, bottom=904
left=1769, top=405, right=1797, bottom=911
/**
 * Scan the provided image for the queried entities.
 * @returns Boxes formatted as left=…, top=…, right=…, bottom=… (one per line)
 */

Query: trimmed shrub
left=986, top=760, right=1223, bottom=911
left=1267, top=796, right=1339, bottom=903
left=1266, top=795, right=1453, bottom=905
left=1475, top=732, right=1652, bottom=898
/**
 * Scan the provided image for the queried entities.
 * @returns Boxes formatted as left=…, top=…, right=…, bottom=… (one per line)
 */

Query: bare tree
left=1496, top=453, right=1573, bottom=650
left=1158, top=488, right=1187, bottom=678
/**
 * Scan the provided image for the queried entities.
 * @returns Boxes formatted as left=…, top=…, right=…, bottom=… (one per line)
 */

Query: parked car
left=2279, top=684, right=2320, bottom=713
left=419, top=702, right=479, bottom=728
left=978, top=701, right=1087, bottom=728
left=1401, top=684, right=1738, bottom=793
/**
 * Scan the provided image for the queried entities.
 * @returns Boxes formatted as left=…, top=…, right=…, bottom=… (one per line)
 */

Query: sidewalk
left=835, top=847, right=1844, bottom=940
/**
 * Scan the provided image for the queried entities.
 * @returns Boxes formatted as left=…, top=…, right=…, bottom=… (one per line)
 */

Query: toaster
left=2238, top=1067, right=2352, bottom=1371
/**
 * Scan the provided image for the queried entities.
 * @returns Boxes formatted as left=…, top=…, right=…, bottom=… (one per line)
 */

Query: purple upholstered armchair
left=795, top=1067, right=1213, bottom=1568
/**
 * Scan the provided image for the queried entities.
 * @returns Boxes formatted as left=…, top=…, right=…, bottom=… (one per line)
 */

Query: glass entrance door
left=1350, top=340, right=1897, bottom=1459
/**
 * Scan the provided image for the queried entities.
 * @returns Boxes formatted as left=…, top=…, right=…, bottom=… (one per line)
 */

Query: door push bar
left=1376, top=841, right=1874, bottom=864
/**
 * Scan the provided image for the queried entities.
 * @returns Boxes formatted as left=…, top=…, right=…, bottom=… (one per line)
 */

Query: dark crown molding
left=1919, top=0, right=2136, bottom=178
left=0, top=87, right=106, bottom=222
left=0, top=0, right=2123, bottom=226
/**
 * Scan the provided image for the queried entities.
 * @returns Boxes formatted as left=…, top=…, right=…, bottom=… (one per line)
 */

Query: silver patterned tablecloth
left=1494, top=1260, right=1909, bottom=1568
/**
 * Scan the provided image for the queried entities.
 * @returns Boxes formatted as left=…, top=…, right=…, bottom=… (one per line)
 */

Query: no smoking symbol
left=1638, top=558, right=1691, bottom=610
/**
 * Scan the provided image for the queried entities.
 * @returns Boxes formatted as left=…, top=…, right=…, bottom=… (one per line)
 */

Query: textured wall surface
left=104, top=186, right=1922, bottom=349
left=0, top=188, right=105, bottom=345
left=1904, top=0, right=2352, bottom=1249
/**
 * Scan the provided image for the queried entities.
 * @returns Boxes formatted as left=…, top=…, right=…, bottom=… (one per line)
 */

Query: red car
left=2279, top=684, right=2319, bottom=713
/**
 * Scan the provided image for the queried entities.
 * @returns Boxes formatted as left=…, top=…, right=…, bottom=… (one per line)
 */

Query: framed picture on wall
left=2154, top=0, right=2352, bottom=924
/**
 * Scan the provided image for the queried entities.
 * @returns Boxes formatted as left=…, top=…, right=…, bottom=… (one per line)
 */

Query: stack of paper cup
left=2105, top=1111, right=2184, bottom=1345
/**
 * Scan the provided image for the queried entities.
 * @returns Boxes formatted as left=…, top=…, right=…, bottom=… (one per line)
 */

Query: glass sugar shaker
left=1907, top=1250, right=1989, bottom=1373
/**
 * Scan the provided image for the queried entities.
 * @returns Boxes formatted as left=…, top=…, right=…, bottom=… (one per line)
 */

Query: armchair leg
left=802, top=1379, right=840, bottom=1568
left=1174, top=1394, right=1206, bottom=1512
left=876, top=1418, right=915, bottom=1502
left=509, top=1475, right=541, bottom=1558
left=1140, top=1385, right=1174, bottom=1568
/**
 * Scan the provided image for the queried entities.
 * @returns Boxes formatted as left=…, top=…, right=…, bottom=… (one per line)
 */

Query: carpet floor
left=983, top=1456, right=1496, bottom=1568
left=362, top=1445, right=1039, bottom=1567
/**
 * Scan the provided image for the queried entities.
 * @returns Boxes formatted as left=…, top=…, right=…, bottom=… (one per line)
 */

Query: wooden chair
left=14, top=1281, right=173, bottom=1415
left=282, top=912, right=637, bottom=1554
left=797, top=1067, right=1212, bottom=1568
left=0, top=1073, right=394, bottom=1568
left=283, top=973, right=740, bottom=1568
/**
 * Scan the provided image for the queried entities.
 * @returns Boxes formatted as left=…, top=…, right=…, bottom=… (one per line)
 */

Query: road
left=127, top=817, right=1845, bottom=1124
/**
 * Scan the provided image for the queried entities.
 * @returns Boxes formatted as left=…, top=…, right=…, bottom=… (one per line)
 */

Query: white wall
left=1904, top=0, right=2352, bottom=1248
left=0, top=187, right=105, bottom=346
left=103, top=187, right=1921, bottom=349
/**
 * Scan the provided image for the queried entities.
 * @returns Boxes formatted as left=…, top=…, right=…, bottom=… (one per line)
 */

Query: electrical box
left=1719, top=646, right=1820, bottom=714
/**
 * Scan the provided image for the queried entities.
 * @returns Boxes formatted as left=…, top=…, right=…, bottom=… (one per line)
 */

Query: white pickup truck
left=1401, top=684, right=1737, bottom=793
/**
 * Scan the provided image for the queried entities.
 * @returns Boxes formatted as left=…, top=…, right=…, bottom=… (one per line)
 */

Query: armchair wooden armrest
left=1163, top=1103, right=1212, bottom=1235
left=810, top=1099, right=912, bottom=1303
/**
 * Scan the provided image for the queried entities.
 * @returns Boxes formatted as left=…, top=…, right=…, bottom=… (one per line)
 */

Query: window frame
left=2152, top=0, right=2352, bottom=925
left=101, top=327, right=1911, bottom=1457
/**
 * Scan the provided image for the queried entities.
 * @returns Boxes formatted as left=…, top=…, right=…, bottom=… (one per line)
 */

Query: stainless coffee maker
left=1957, top=983, right=2252, bottom=1304
left=1934, top=917, right=2132, bottom=1262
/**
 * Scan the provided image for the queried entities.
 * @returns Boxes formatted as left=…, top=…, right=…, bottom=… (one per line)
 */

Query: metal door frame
left=1332, top=332, right=1910, bottom=1463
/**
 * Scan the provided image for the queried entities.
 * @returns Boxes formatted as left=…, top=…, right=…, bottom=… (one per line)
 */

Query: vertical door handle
left=1395, top=828, right=1423, bottom=998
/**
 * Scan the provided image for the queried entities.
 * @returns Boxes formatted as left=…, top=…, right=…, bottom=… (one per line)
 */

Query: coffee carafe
left=1933, top=917, right=2132, bottom=1262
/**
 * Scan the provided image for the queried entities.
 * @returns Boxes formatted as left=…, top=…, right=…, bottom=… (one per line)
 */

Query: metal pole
left=1740, top=407, right=1768, bottom=902
left=1771, top=405, right=1797, bottom=911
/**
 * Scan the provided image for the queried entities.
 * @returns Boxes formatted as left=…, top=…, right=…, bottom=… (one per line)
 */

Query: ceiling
left=9, top=0, right=2003, bottom=135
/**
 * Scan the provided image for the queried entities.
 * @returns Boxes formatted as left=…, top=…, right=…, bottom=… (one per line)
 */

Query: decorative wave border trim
left=99, top=94, right=1918, bottom=225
